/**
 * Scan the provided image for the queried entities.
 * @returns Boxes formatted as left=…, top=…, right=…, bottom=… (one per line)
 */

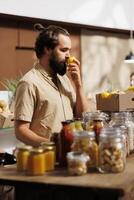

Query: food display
left=67, top=152, right=89, bottom=175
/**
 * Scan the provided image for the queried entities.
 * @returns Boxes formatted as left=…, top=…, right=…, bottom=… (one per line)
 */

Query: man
left=14, top=24, right=90, bottom=147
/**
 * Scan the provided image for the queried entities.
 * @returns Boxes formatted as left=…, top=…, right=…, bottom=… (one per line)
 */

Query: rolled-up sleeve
left=14, top=81, right=36, bottom=122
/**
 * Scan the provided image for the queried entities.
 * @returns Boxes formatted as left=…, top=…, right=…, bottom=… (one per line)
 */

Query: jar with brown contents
left=98, top=127, right=126, bottom=173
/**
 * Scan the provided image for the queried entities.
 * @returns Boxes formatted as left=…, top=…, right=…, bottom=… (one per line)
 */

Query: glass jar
left=16, top=144, right=32, bottom=172
left=109, top=112, right=134, bottom=155
left=98, top=127, right=126, bottom=173
left=82, top=111, right=108, bottom=143
left=124, top=112, right=134, bottom=154
left=71, top=131, right=98, bottom=169
left=74, top=118, right=83, bottom=131
left=41, top=142, right=55, bottom=171
left=59, top=120, right=74, bottom=166
left=67, top=152, right=89, bottom=175
left=27, top=148, right=45, bottom=175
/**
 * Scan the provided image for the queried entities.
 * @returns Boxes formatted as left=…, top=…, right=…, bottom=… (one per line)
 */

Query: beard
left=49, top=52, right=67, bottom=76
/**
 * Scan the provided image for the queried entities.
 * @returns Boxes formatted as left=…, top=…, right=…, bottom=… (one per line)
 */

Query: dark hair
left=34, top=23, right=70, bottom=58
left=130, top=72, right=134, bottom=78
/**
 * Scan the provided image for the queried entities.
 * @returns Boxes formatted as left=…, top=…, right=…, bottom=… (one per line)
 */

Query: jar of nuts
left=67, top=152, right=89, bottom=176
left=98, top=127, right=126, bottom=173
left=71, top=131, right=98, bottom=169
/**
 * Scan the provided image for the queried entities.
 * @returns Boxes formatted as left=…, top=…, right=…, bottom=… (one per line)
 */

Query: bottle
left=98, top=127, right=126, bottom=173
left=59, top=120, right=74, bottom=166
left=16, top=144, right=32, bottom=172
left=27, top=148, right=45, bottom=175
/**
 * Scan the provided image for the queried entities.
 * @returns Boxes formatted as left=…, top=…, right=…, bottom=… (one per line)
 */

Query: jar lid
left=40, top=141, right=55, bottom=146
left=44, top=146, right=54, bottom=151
left=67, top=152, right=90, bottom=162
left=74, top=131, right=95, bottom=139
left=17, top=144, right=32, bottom=151
left=30, top=148, right=44, bottom=153
left=100, top=127, right=123, bottom=141
left=61, top=120, right=73, bottom=125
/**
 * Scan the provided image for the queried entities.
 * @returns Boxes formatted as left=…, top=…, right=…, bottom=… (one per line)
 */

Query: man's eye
left=61, top=49, right=68, bottom=52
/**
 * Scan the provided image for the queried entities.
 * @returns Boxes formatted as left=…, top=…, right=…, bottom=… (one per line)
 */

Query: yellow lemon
left=101, top=92, right=111, bottom=98
left=126, top=86, right=134, bottom=92
left=67, top=56, right=75, bottom=64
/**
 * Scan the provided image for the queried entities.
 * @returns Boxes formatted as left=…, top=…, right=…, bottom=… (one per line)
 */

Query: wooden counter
left=1, top=155, right=134, bottom=200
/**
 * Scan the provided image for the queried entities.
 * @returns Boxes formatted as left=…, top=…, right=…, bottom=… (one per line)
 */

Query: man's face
left=49, top=34, right=71, bottom=76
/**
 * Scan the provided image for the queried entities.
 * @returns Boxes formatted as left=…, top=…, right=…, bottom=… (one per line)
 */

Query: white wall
left=0, top=0, right=134, bottom=30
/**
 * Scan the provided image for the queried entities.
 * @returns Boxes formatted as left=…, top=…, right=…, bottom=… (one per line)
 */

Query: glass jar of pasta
left=98, top=127, right=126, bottom=173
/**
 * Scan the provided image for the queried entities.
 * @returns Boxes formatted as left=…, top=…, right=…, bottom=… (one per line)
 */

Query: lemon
left=126, top=86, right=134, bottom=92
left=101, top=92, right=111, bottom=98
left=67, top=56, right=75, bottom=64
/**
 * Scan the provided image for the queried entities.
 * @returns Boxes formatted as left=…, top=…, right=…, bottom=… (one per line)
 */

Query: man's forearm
left=15, top=121, right=48, bottom=147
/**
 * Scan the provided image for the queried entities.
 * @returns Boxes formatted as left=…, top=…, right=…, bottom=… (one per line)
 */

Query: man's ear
left=44, top=47, right=52, bottom=55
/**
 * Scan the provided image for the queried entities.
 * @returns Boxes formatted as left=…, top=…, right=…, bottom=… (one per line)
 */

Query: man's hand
left=67, top=57, right=82, bottom=88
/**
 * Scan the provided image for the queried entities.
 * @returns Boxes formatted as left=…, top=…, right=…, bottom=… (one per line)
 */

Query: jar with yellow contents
left=27, top=148, right=45, bottom=175
left=16, top=144, right=32, bottom=172
left=41, top=142, right=56, bottom=171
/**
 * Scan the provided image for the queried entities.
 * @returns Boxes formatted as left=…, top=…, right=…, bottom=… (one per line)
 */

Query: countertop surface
left=0, top=155, right=134, bottom=193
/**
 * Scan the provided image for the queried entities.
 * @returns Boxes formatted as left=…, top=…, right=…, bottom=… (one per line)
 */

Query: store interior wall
left=0, top=16, right=134, bottom=99
left=81, top=29, right=134, bottom=99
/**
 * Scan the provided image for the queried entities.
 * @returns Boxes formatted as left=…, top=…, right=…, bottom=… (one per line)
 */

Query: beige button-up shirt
left=14, top=64, right=76, bottom=139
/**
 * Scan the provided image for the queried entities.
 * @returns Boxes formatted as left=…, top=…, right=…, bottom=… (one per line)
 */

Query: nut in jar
left=67, top=152, right=89, bottom=176
left=71, top=131, right=98, bottom=169
left=98, top=127, right=126, bottom=173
